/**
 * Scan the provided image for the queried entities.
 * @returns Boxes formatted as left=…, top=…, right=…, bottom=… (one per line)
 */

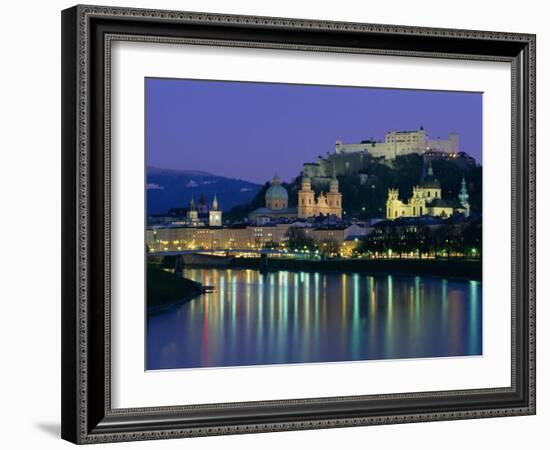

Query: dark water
left=147, top=268, right=482, bottom=370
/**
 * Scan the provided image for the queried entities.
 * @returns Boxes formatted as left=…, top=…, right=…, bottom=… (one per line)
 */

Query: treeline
left=357, top=221, right=482, bottom=259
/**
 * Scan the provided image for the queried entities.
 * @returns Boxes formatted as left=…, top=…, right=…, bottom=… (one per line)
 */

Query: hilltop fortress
left=336, top=127, right=458, bottom=158
left=302, top=127, right=474, bottom=183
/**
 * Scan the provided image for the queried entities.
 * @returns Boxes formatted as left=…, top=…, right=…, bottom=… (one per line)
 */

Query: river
left=147, top=268, right=482, bottom=370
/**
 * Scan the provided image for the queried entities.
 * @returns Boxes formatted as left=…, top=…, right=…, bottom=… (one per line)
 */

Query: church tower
left=298, top=175, right=315, bottom=218
left=187, top=196, right=199, bottom=224
left=326, top=174, right=343, bottom=218
left=197, top=193, right=208, bottom=214
left=386, top=188, right=401, bottom=219
left=209, top=194, right=222, bottom=226
left=458, top=176, right=470, bottom=217
left=409, top=186, right=427, bottom=217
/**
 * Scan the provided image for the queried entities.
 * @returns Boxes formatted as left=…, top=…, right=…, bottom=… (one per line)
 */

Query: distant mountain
left=147, top=167, right=213, bottom=177
left=146, top=167, right=261, bottom=215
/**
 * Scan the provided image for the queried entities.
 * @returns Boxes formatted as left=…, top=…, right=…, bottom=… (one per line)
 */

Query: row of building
left=146, top=213, right=479, bottom=257
left=146, top=220, right=367, bottom=254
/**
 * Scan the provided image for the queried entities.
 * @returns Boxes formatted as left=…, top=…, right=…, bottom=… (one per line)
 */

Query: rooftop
left=427, top=198, right=462, bottom=208
left=249, top=207, right=298, bottom=215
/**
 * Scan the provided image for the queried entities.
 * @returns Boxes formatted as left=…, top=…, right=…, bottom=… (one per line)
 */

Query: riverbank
left=147, top=265, right=204, bottom=315
left=229, top=257, right=482, bottom=280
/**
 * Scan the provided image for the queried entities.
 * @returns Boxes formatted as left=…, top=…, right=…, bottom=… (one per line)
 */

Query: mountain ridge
left=147, top=166, right=262, bottom=215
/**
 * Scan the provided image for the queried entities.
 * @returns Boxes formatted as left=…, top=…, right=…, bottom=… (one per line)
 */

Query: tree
left=400, top=228, right=420, bottom=257
left=418, top=226, right=436, bottom=257
left=286, top=227, right=316, bottom=251
left=462, top=222, right=482, bottom=258
left=433, top=224, right=465, bottom=258
left=263, top=240, right=279, bottom=249
left=318, top=239, right=340, bottom=257
left=356, top=234, right=380, bottom=256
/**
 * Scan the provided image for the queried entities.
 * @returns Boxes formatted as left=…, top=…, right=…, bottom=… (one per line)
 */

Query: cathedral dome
left=265, top=175, right=288, bottom=202
left=265, top=175, right=289, bottom=211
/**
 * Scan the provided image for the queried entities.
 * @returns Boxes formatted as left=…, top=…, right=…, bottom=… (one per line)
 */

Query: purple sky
left=146, top=78, right=482, bottom=184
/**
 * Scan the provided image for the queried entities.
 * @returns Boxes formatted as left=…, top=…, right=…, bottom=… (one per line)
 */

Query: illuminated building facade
left=297, top=175, right=342, bottom=219
left=146, top=223, right=368, bottom=253
left=386, top=166, right=470, bottom=220
left=335, top=127, right=458, bottom=159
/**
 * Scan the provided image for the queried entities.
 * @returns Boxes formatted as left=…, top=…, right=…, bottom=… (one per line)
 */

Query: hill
left=227, top=154, right=482, bottom=220
left=147, top=167, right=261, bottom=215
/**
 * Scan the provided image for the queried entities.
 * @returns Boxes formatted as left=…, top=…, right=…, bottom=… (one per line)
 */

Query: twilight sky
left=146, top=78, right=482, bottom=184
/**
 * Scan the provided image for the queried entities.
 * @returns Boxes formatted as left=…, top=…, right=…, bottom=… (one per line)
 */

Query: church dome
left=420, top=164, right=441, bottom=188
left=265, top=175, right=288, bottom=202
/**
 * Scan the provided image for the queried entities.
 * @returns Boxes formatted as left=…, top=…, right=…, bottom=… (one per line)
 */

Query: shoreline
left=147, top=266, right=204, bottom=315
left=225, top=257, right=483, bottom=281
left=150, top=254, right=481, bottom=281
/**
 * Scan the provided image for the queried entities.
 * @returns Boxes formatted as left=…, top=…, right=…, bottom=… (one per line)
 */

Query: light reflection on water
left=147, top=268, right=482, bottom=370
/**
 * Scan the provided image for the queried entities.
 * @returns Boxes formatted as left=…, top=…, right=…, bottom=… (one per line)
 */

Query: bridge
left=148, top=248, right=314, bottom=275
left=148, top=248, right=306, bottom=257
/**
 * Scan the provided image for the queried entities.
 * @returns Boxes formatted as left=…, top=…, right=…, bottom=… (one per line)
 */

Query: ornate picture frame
left=61, top=5, right=536, bottom=444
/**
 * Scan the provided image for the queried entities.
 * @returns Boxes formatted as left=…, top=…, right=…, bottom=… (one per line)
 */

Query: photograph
left=145, top=78, right=483, bottom=370
left=56, top=3, right=537, bottom=445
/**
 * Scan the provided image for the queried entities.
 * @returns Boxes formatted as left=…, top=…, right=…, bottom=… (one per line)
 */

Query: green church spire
left=427, top=163, right=434, bottom=178
left=459, top=176, right=469, bottom=206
